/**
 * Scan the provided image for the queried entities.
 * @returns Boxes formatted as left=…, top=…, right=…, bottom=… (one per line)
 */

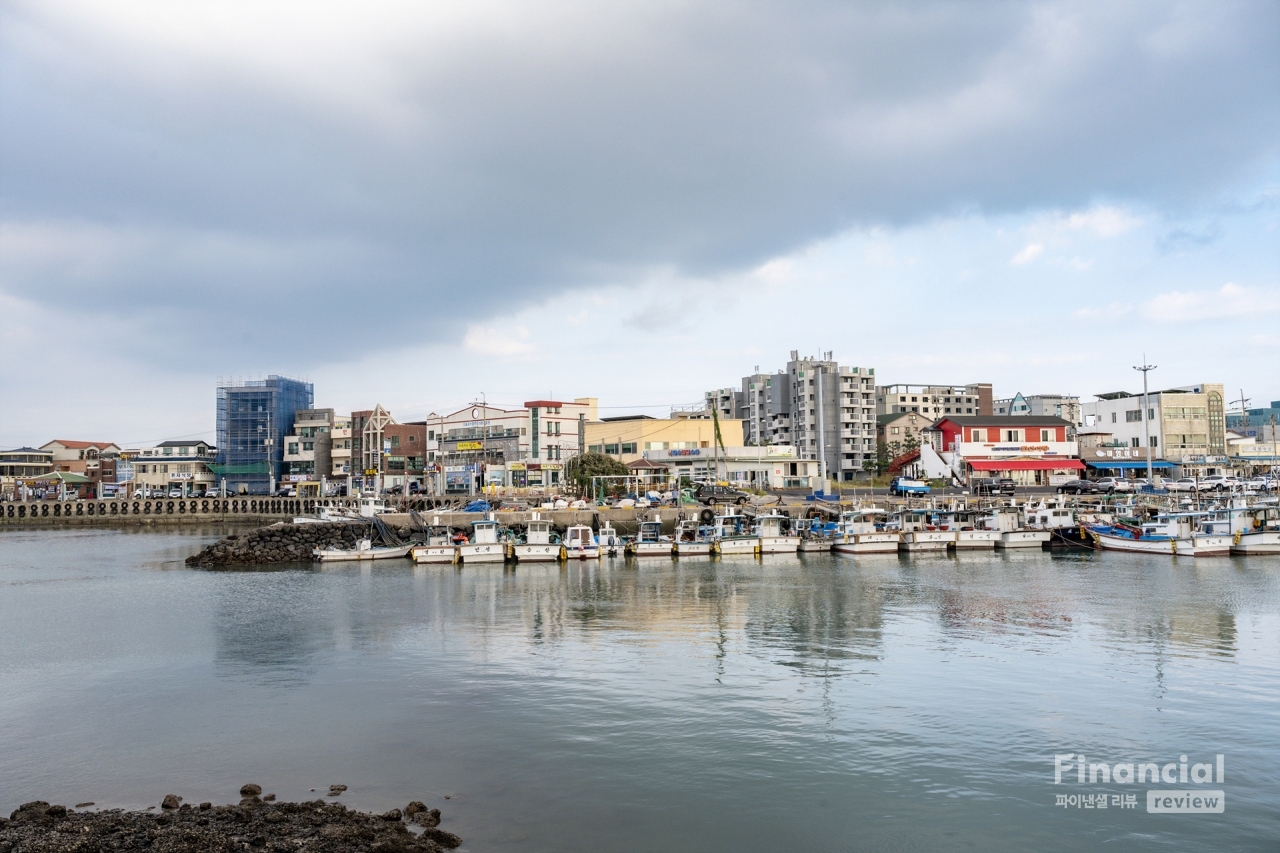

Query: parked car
left=1165, top=478, right=1199, bottom=493
left=693, top=483, right=750, bottom=505
left=167, top=488, right=184, bottom=498
left=274, top=486, right=296, bottom=497
left=1057, top=479, right=1101, bottom=495
left=974, top=478, right=1016, bottom=496
left=889, top=477, right=930, bottom=496
left=1245, top=477, right=1273, bottom=492
left=1094, top=477, right=1132, bottom=493
left=205, top=488, right=227, bottom=499
left=1198, top=475, right=1232, bottom=491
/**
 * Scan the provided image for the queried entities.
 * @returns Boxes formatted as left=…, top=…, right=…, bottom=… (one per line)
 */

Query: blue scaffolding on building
left=213, top=375, right=313, bottom=495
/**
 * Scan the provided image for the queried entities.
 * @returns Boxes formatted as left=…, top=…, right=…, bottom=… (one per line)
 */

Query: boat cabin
left=471, top=519, right=499, bottom=544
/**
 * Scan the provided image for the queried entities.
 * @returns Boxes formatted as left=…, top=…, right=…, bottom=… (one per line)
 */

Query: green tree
left=564, top=452, right=629, bottom=494
left=872, top=442, right=891, bottom=476
left=903, top=432, right=920, bottom=453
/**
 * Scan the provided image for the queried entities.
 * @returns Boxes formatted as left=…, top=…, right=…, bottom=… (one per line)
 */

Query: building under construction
left=213, top=375, right=313, bottom=495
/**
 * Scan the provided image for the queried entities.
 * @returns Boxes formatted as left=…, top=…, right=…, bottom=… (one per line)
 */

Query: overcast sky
left=2, top=0, right=1278, bottom=447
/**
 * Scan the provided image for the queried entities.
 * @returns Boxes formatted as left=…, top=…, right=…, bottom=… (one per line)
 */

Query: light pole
left=1133, top=358, right=1156, bottom=487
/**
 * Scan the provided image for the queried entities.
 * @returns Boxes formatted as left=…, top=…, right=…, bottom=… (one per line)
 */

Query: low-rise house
left=0, top=447, right=55, bottom=499
left=134, top=441, right=217, bottom=496
left=925, top=415, right=1082, bottom=487
left=642, top=445, right=821, bottom=490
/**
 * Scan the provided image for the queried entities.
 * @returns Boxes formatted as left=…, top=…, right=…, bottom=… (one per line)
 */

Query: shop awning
left=1084, top=460, right=1177, bottom=470
left=968, top=459, right=1084, bottom=471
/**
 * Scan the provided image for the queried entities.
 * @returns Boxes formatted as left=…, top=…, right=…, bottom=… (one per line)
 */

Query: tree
left=872, top=442, right=891, bottom=476
left=903, top=432, right=920, bottom=453
left=564, top=452, right=629, bottom=494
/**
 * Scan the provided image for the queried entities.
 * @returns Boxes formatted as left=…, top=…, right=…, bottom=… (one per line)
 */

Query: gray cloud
left=2, top=0, right=1277, bottom=366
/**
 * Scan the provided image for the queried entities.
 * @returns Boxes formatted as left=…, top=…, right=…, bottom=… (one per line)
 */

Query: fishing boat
left=673, top=518, right=716, bottom=556
left=292, top=505, right=359, bottom=524
left=457, top=516, right=506, bottom=563
left=512, top=514, right=563, bottom=562
left=931, top=509, right=998, bottom=549
left=831, top=510, right=900, bottom=554
left=984, top=507, right=1051, bottom=549
left=626, top=519, right=674, bottom=557
left=1087, top=512, right=1228, bottom=557
left=564, top=524, right=600, bottom=559
left=598, top=521, right=622, bottom=557
left=755, top=510, right=800, bottom=554
left=714, top=509, right=759, bottom=555
left=1228, top=502, right=1280, bottom=555
left=797, top=516, right=836, bottom=553
left=314, top=536, right=412, bottom=562
left=894, top=509, right=954, bottom=552
left=410, top=517, right=457, bottom=563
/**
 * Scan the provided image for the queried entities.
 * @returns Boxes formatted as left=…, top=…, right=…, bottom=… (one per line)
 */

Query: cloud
left=463, top=324, right=534, bottom=357
left=1144, top=282, right=1280, bottom=323
left=0, top=0, right=1276, bottom=368
left=1062, top=206, right=1142, bottom=237
left=1009, top=243, right=1044, bottom=265
left=1157, top=222, right=1223, bottom=253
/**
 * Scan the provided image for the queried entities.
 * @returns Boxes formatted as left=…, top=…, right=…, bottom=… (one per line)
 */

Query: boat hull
left=1190, top=535, right=1232, bottom=557
left=953, top=530, right=998, bottom=549
left=458, top=543, right=506, bottom=563
left=627, top=542, right=674, bottom=557
left=1231, top=531, right=1280, bottom=555
left=717, top=537, right=759, bottom=555
left=759, top=536, right=800, bottom=554
left=674, top=542, right=714, bottom=556
left=797, top=538, right=832, bottom=553
left=833, top=533, right=899, bottom=554
left=314, top=544, right=412, bottom=562
left=565, top=545, right=600, bottom=560
left=513, top=544, right=563, bottom=562
left=900, top=531, right=953, bottom=551
left=411, top=545, right=457, bottom=564
left=1091, top=531, right=1189, bottom=555
left=997, top=531, right=1051, bottom=549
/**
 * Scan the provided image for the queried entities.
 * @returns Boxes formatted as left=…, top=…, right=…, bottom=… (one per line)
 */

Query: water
left=1, top=528, right=1277, bottom=851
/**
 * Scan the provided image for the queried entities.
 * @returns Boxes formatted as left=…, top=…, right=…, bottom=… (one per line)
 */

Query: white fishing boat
left=314, top=536, right=412, bottom=562
left=410, top=517, right=457, bottom=563
left=598, top=521, right=622, bottom=557
left=755, top=510, right=800, bottom=554
left=832, top=510, right=900, bottom=554
left=355, top=496, right=390, bottom=517
left=673, top=518, right=715, bottom=556
left=931, top=510, right=998, bottom=549
left=895, top=509, right=954, bottom=552
left=458, top=516, right=506, bottom=563
left=1228, top=502, right=1280, bottom=555
left=714, top=509, right=759, bottom=555
left=564, top=524, right=600, bottom=559
left=512, top=514, right=563, bottom=562
left=797, top=516, right=836, bottom=553
left=1087, top=512, right=1227, bottom=556
left=626, top=519, right=674, bottom=557
left=292, top=505, right=358, bottom=524
left=985, top=507, right=1051, bottom=549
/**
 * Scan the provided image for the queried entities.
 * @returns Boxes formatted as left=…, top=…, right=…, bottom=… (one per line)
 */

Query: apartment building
left=875, top=383, right=993, bottom=417
left=134, top=440, right=217, bottom=495
left=281, top=409, right=335, bottom=483
left=993, top=392, right=1081, bottom=425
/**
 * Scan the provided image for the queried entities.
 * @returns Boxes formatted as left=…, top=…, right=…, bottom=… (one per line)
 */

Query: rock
left=381, top=808, right=402, bottom=821
left=328, top=784, right=347, bottom=794
left=404, top=801, right=426, bottom=816
left=74, top=803, right=94, bottom=809
left=262, top=793, right=276, bottom=802
left=239, top=796, right=262, bottom=807
left=240, top=783, right=262, bottom=797
left=420, top=827, right=463, bottom=848
left=411, top=808, right=441, bottom=828
left=199, top=802, right=212, bottom=810
left=161, top=794, right=180, bottom=809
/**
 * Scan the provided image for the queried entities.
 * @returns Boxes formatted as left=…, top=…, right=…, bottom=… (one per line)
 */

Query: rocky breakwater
left=0, top=785, right=461, bottom=853
left=185, top=522, right=368, bottom=567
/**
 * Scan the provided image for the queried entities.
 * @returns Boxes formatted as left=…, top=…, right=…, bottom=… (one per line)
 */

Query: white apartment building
left=434, top=398, right=598, bottom=490
left=133, top=440, right=217, bottom=495
left=993, top=392, right=1081, bottom=425
left=875, top=383, right=993, bottom=417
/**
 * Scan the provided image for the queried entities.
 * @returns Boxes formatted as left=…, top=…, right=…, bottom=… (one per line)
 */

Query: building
left=40, top=440, right=121, bottom=475
left=925, top=415, right=1082, bottom=486
left=1227, top=400, right=1280, bottom=432
left=329, top=415, right=354, bottom=478
left=213, top=375, right=314, bottom=494
left=876, top=411, right=930, bottom=455
left=0, top=447, right=55, bottom=499
left=433, top=398, right=598, bottom=491
left=134, top=441, right=217, bottom=496
left=1081, top=383, right=1228, bottom=477
left=875, top=383, right=992, bottom=417
left=281, top=409, right=335, bottom=484
left=1226, top=429, right=1280, bottom=473
left=993, top=393, right=1081, bottom=424
left=708, top=351, right=877, bottom=481
left=642, top=445, right=821, bottom=490
left=587, top=415, right=743, bottom=466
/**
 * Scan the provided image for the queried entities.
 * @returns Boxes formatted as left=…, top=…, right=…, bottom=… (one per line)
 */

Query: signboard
left=168, top=472, right=193, bottom=480
left=457, top=441, right=484, bottom=451
left=670, top=449, right=701, bottom=457
left=383, top=440, right=392, bottom=452
left=364, top=468, right=378, bottom=476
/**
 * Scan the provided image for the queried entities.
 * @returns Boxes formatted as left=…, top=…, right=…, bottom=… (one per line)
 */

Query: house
left=1081, top=383, right=1229, bottom=477
left=641, top=445, right=821, bottom=490
left=876, top=411, right=929, bottom=455
left=40, top=440, right=121, bottom=475
left=134, top=441, right=218, bottom=496
left=925, top=415, right=1082, bottom=486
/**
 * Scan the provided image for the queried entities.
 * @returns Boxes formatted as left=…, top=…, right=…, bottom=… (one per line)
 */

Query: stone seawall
left=186, top=521, right=370, bottom=567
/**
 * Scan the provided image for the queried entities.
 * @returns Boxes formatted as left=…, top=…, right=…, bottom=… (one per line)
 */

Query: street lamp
left=1133, top=358, right=1156, bottom=487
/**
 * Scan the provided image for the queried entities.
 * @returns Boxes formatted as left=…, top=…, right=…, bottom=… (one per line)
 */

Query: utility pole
left=1133, top=358, right=1156, bottom=487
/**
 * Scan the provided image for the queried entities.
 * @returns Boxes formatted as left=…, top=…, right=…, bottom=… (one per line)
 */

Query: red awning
left=968, top=459, right=1084, bottom=471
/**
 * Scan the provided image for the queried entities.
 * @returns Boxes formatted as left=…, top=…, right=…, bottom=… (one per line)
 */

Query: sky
left=1, top=0, right=1278, bottom=448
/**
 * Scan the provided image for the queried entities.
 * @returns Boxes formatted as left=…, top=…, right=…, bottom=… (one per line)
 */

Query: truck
left=889, top=477, right=930, bottom=496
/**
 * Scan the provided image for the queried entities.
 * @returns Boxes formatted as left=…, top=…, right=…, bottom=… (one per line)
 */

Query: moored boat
left=715, top=509, right=759, bottom=555
left=458, top=516, right=506, bottom=563
left=832, top=509, right=900, bottom=554
left=932, top=510, right=998, bottom=549
left=673, top=518, right=716, bottom=556
left=626, top=519, right=674, bottom=557
left=1229, top=503, right=1280, bottom=555
left=984, top=507, right=1051, bottom=549
left=564, top=524, right=600, bottom=559
left=314, top=536, right=412, bottom=562
left=411, top=517, right=457, bottom=563
left=512, top=514, right=564, bottom=562
left=895, top=509, right=954, bottom=552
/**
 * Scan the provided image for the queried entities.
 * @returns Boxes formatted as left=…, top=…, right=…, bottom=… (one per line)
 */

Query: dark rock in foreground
left=0, top=796, right=460, bottom=852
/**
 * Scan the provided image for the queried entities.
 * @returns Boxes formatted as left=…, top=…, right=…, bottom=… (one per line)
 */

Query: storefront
left=967, top=458, right=1085, bottom=486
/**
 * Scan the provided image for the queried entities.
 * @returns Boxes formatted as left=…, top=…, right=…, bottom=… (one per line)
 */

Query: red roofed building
left=924, top=416, right=1082, bottom=487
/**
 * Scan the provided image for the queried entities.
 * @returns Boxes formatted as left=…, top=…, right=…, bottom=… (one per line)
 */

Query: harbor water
left=1, top=528, right=1277, bottom=850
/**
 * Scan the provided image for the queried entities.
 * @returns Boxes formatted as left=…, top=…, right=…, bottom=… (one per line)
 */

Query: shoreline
left=1, top=787, right=461, bottom=853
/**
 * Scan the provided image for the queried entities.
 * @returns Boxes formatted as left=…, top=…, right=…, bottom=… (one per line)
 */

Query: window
left=891, top=427, right=900, bottom=435
left=621, top=443, right=637, bottom=454
left=1150, top=436, right=1158, bottom=447
left=408, top=435, right=415, bottom=443
left=971, top=429, right=985, bottom=442
left=303, top=441, right=314, bottom=451
left=1126, top=410, right=1142, bottom=422
left=589, top=444, right=603, bottom=453
left=1004, top=429, right=1022, bottom=442
left=700, top=441, right=709, bottom=448
left=391, top=435, right=400, bottom=447
left=604, top=444, right=619, bottom=455
left=1111, top=412, right=1117, bottom=423
left=1040, top=429, right=1052, bottom=442
left=1131, top=437, right=1140, bottom=448
left=428, top=430, right=435, bottom=440
left=288, top=443, right=299, bottom=455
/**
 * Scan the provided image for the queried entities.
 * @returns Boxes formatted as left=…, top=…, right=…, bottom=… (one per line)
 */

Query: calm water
left=1, top=528, right=1277, bottom=851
